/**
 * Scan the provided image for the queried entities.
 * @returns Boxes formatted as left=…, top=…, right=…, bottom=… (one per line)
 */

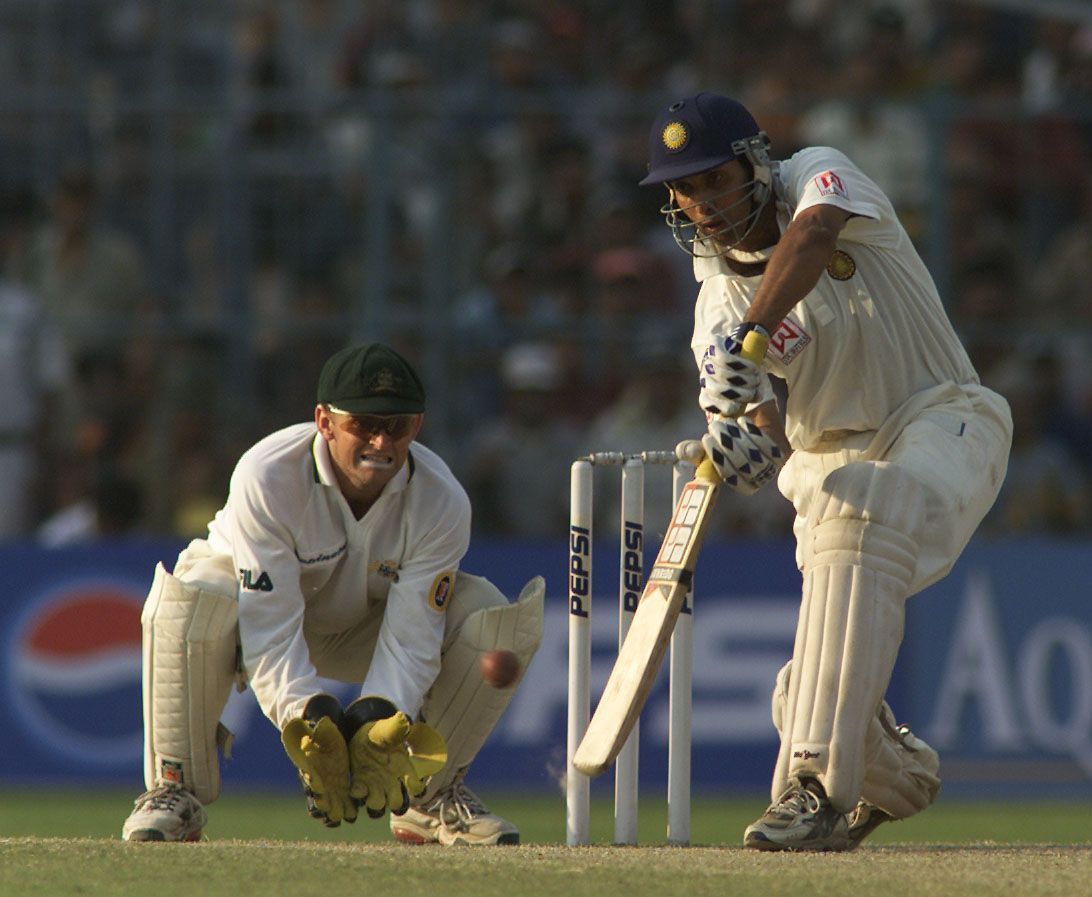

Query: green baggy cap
left=317, top=343, right=426, bottom=415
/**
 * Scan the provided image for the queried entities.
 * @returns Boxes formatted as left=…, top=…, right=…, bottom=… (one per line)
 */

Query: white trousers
left=780, top=383, right=1012, bottom=595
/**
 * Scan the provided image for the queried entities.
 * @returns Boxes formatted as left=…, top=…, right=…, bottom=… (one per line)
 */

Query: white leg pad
left=775, top=462, right=924, bottom=812
left=772, top=660, right=940, bottom=819
left=142, top=562, right=239, bottom=805
left=417, top=574, right=544, bottom=801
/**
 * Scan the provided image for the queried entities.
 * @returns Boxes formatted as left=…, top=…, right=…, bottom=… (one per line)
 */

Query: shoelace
left=137, top=785, right=192, bottom=812
left=428, top=775, right=491, bottom=830
left=767, top=784, right=823, bottom=818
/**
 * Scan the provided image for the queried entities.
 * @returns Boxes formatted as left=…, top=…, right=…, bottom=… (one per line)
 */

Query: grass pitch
left=1, top=790, right=1088, bottom=897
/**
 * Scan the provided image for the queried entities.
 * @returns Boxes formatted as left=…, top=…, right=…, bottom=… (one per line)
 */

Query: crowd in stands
left=0, top=0, right=1088, bottom=541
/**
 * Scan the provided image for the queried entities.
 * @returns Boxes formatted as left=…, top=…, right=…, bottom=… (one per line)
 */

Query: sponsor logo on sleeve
left=428, top=572, right=454, bottom=613
left=767, top=318, right=812, bottom=366
left=813, top=170, right=848, bottom=199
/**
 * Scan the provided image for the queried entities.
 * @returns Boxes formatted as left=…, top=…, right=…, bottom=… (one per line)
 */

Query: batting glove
left=698, top=323, right=770, bottom=418
left=343, top=697, right=448, bottom=819
left=281, top=694, right=357, bottom=827
left=688, top=413, right=784, bottom=494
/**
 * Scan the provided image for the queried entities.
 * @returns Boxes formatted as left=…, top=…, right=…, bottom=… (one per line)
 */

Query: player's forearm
left=746, top=399, right=792, bottom=460
left=745, top=213, right=841, bottom=333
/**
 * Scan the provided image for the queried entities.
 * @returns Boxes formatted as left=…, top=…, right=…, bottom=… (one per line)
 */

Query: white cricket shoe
left=390, top=771, right=519, bottom=846
left=744, top=779, right=852, bottom=852
left=122, top=783, right=207, bottom=842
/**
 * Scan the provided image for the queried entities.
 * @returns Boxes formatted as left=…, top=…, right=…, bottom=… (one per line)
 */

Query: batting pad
left=775, top=462, right=924, bottom=812
left=416, top=573, right=544, bottom=802
left=771, top=661, right=940, bottom=819
left=142, top=562, right=239, bottom=805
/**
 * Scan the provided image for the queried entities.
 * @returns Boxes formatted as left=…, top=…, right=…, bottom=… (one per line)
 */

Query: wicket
left=567, top=451, right=695, bottom=846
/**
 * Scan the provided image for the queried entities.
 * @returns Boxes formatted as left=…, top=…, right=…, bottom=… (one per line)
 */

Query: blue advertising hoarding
left=0, top=537, right=1089, bottom=799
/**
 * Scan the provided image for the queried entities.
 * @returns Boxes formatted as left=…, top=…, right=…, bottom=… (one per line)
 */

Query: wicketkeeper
left=122, top=343, right=543, bottom=845
left=639, top=93, right=1012, bottom=850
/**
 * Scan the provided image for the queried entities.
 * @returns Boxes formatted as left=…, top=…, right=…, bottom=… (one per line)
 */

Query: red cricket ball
left=479, top=649, right=521, bottom=688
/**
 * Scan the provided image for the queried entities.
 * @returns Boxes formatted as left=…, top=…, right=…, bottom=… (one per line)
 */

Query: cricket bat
left=572, top=457, right=720, bottom=778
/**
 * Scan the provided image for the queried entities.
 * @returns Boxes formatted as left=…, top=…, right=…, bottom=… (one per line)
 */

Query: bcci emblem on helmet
left=662, top=121, right=689, bottom=153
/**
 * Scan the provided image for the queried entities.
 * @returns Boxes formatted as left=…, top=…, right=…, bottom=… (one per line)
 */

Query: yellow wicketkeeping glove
left=343, top=697, right=448, bottom=819
left=281, top=694, right=357, bottom=827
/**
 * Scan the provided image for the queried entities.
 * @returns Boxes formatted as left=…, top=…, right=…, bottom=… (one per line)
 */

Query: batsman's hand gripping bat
left=572, top=455, right=720, bottom=778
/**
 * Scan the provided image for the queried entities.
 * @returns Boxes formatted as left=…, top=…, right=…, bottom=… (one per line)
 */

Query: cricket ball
left=479, top=649, right=521, bottom=689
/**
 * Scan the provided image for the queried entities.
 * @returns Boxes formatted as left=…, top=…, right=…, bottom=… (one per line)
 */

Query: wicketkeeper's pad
left=141, top=562, right=239, bottom=804
left=415, top=574, right=544, bottom=802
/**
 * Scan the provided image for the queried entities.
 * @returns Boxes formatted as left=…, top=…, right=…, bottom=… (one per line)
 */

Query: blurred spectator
left=24, top=164, right=151, bottom=364
left=1023, top=17, right=1092, bottom=112
left=452, top=243, right=570, bottom=420
left=1030, top=177, right=1092, bottom=326
left=236, top=4, right=297, bottom=147
left=581, top=245, right=683, bottom=411
left=0, top=191, right=71, bottom=537
left=36, top=470, right=145, bottom=546
left=582, top=342, right=704, bottom=536
left=460, top=341, right=583, bottom=536
left=795, top=13, right=929, bottom=232
left=981, top=357, right=1090, bottom=534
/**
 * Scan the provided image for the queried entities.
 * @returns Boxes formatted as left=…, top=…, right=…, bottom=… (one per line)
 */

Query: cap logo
left=661, top=121, right=689, bottom=153
left=367, top=367, right=401, bottom=394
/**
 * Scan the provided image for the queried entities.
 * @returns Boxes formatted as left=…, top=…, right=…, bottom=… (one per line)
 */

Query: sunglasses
left=328, top=409, right=417, bottom=441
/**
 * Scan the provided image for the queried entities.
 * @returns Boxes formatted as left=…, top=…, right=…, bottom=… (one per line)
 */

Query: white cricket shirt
left=204, top=423, right=471, bottom=727
left=691, top=146, right=979, bottom=451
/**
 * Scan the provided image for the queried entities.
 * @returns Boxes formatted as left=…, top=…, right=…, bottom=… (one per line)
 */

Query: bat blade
left=572, top=459, right=720, bottom=778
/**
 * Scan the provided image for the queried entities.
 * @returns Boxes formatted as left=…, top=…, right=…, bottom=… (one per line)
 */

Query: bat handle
left=695, top=457, right=719, bottom=483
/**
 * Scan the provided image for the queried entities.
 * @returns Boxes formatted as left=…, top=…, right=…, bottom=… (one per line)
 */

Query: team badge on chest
left=826, top=249, right=856, bottom=281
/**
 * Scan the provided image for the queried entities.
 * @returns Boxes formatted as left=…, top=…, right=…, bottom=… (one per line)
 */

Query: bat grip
left=695, top=457, right=719, bottom=483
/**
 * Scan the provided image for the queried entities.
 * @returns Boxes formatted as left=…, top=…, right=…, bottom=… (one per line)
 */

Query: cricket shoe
left=390, top=771, right=519, bottom=845
left=846, top=800, right=893, bottom=849
left=122, top=783, right=207, bottom=842
left=743, top=779, right=852, bottom=852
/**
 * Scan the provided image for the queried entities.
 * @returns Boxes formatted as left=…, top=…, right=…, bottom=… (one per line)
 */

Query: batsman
left=639, top=93, right=1012, bottom=850
left=122, top=342, right=543, bottom=845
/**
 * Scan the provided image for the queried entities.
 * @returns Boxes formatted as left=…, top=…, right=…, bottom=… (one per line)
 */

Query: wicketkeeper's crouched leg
left=124, top=550, right=242, bottom=841
left=389, top=573, right=543, bottom=845
left=142, top=559, right=241, bottom=804
left=418, top=573, right=544, bottom=799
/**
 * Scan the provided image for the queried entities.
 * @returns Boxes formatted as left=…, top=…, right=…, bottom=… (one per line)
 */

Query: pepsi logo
left=8, top=583, right=144, bottom=764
